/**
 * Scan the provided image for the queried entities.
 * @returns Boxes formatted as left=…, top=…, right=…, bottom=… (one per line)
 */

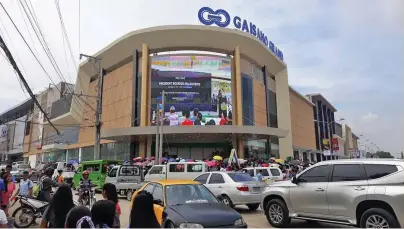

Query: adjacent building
left=0, top=98, right=34, bottom=162
left=289, top=87, right=318, bottom=162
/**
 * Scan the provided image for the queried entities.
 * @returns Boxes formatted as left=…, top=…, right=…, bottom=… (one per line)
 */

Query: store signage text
left=198, top=7, right=284, bottom=61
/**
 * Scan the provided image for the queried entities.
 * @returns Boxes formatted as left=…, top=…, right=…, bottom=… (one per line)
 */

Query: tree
left=375, top=151, right=394, bottom=158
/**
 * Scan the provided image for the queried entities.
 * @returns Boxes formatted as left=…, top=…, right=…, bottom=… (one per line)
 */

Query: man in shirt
left=256, top=170, right=263, bottom=183
left=13, top=171, right=33, bottom=198
left=181, top=111, right=193, bottom=126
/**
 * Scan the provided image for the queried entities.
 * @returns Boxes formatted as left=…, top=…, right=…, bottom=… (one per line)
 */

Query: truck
left=104, top=163, right=147, bottom=201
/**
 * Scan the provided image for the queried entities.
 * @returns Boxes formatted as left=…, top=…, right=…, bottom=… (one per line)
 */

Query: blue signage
left=198, top=7, right=284, bottom=61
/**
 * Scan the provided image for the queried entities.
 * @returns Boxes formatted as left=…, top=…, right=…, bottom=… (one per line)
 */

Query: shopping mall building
left=34, top=25, right=292, bottom=162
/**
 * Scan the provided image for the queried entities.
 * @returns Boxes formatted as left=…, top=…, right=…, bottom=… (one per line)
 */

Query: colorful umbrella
left=162, top=157, right=168, bottom=161
left=187, top=159, right=194, bottom=162
left=213, top=155, right=223, bottom=161
left=275, top=159, right=285, bottom=164
left=180, top=159, right=186, bottom=162
left=206, top=161, right=217, bottom=167
left=261, top=163, right=269, bottom=167
left=168, top=158, right=176, bottom=162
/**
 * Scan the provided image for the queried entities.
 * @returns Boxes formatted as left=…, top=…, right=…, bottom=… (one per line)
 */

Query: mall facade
left=32, top=25, right=293, bottom=162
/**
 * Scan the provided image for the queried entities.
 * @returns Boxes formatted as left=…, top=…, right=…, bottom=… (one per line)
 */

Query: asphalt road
left=10, top=192, right=346, bottom=228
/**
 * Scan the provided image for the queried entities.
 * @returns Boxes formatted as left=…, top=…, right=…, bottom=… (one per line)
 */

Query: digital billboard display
left=151, top=55, right=232, bottom=126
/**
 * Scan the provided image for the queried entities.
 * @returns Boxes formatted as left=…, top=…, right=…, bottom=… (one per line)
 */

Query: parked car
left=194, top=172, right=265, bottom=210
left=105, top=164, right=147, bottom=200
left=131, top=180, right=247, bottom=228
left=242, top=167, right=284, bottom=181
left=261, top=159, right=404, bottom=228
left=145, top=162, right=208, bottom=181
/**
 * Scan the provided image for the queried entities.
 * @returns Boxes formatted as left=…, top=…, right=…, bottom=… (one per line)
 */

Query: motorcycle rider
left=78, top=170, right=94, bottom=205
left=38, top=167, right=59, bottom=202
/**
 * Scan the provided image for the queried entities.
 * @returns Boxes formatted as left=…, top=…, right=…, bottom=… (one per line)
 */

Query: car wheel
left=165, top=221, right=175, bottom=228
left=246, top=203, right=260, bottom=211
left=126, top=189, right=133, bottom=201
left=360, top=208, right=400, bottom=228
left=265, top=199, right=291, bottom=228
left=221, top=195, right=234, bottom=208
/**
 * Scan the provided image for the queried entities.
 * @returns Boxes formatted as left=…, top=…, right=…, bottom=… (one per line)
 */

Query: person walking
left=65, top=206, right=93, bottom=228
left=1, top=172, right=15, bottom=217
left=102, top=183, right=120, bottom=228
left=55, top=170, right=64, bottom=184
left=40, top=184, right=74, bottom=228
left=256, top=170, right=263, bottom=183
left=129, top=191, right=160, bottom=228
left=91, top=200, right=116, bottom=228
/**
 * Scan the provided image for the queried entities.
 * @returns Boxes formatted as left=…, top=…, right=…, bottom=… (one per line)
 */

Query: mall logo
left=198, top=7, right=284, bottom=61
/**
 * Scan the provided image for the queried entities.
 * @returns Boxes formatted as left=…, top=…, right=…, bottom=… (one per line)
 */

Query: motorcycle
left=77, top=186, right=96, bottom=208
left=12, top=195, right=48, bottom=228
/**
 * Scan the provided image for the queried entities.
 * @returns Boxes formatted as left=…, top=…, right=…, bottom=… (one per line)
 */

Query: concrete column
left=146, top=135, right=152, bottom=158
left=140, top=43, right=149, bottom=127
left=234, top=46, right=242, bottom=126
left=234, top=46, right=244, bottom=159
left=237, top=139, right=244, bottom=159
left=66, top=149, right=69, bottom=162
left=139, top=140, right=146, bottom=158
left=275, top=68, right=293, bottom=159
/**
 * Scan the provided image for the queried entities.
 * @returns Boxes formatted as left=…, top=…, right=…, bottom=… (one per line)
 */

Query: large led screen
left=151, top=55, right=232, bottom=126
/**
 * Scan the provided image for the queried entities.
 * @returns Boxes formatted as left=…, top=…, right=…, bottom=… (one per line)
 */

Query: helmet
left=82, top=170, right=89, bottom=175
left=45, top=167, right=54, bottom=176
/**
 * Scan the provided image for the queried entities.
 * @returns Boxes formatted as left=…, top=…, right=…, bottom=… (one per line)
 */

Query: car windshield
left=228, top=172, right=255, bottom=182
left=165, top=184, right=218, bottom=206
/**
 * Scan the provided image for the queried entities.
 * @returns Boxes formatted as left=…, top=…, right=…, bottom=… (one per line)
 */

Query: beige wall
left=78, top=62, right=133, bottom=145
left=253, top=80, right=267, bottom=127
left=275, top=69, right=293, bottom=159
left=289, top=88, right=316, bottom=150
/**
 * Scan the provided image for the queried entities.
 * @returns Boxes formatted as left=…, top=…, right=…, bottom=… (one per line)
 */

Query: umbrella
left=223, top=158, right=229, bottom=164
left=261, top=163, right=269, bottom=167
left=68, top=159, right=77, bottom=164
left=180, top=159, right=186, bottom=162
left=162, top=157, right=168, bottom=161
left=187, top=159, right=194, bottom=162
left=207, top=161, right=217, bottom=167
left=239, top=159, right=247, bottom=164
left=213, top=156, right=223, bottom=161
left=133, top=157, right=142, bottom=161
left=168, top=158, right=176, bottom=162
left=275, top=159, right=285, bottom=164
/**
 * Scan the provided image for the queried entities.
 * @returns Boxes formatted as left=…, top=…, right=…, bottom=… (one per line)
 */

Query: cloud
left=361, top=112, right=380, bottom=123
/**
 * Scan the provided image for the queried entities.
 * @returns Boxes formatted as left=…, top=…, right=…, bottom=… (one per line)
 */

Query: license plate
left=252, top=187, right=261, bottom=193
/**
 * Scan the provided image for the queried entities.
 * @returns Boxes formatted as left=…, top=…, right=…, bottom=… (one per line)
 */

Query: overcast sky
left=0, top=0, right=403, bottom=156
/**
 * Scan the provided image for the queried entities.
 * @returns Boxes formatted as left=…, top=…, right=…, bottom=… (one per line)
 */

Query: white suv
left=261, top=159, right=404, bottom=228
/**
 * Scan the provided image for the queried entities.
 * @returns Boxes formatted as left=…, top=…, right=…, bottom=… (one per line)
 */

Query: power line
left=0, top=34, right=60, bottom=134
left=1, top=2, right=87, bottom=122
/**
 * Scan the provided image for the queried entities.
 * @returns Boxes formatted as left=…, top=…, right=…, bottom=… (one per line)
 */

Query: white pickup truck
left=104, top=164, right=147, bottom=201
left=145, top=162, right=209, bottom=181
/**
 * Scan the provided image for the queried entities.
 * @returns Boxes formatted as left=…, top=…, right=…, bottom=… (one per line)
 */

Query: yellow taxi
left=131, top=180, right=247, bottom=228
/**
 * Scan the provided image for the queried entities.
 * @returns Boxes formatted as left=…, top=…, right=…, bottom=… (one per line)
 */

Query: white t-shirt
left=0, top=209, right=7, bottom=225
left=168, top=113, right=179, bottom=126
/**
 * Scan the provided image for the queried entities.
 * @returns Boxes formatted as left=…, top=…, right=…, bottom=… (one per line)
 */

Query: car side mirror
left=153, top=199, right=163, bottom=206
left=291, top=176, right=298, bottom=184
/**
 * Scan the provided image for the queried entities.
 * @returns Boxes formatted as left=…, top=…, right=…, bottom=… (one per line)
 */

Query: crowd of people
left=0, top=165, right=162, bottom=228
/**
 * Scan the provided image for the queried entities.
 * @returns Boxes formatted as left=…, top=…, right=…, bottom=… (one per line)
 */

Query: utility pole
left=159, top=91, right=165, bottom=164
left=155, top=101, right=160, bottom=163
left=80, top=54, right=103, bottom=160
